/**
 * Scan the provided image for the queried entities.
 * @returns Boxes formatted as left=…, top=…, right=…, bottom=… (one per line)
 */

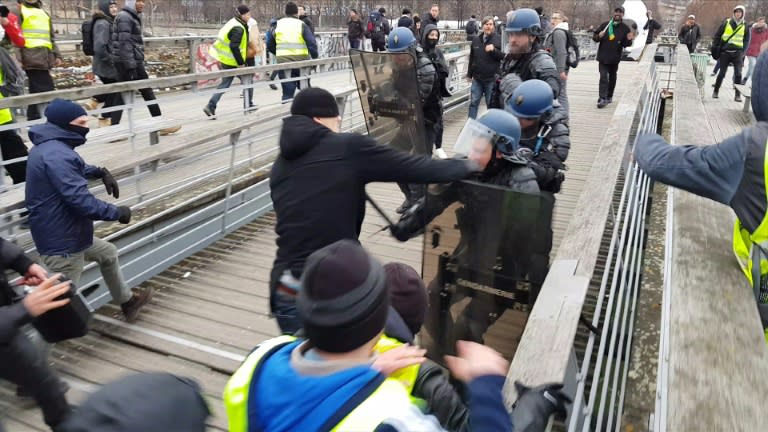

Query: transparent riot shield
left=349, top=49, right=428, bottom=156
left=420, top=180, right=555, bottom=361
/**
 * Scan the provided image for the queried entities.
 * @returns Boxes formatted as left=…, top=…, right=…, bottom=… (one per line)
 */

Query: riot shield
left=420, top=180, right=555, bottom=361
left=349, top=49, right=428, bottom=155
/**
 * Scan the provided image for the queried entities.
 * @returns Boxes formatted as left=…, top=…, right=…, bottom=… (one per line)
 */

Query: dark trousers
left=0, top=128, right=27, bottom=184
left=115, top=63, right=162, bottom=118
left=269, top=265, right=301, bottom=334
left=278, top=68, right=302, bottom=101
left=714, top=50, right=744, bottom=94
left=96, top=76, right=124, bottom=126
left=372, top=39, right=386, bottom=52
left=598, top=62, right=620, bottom=100
left=349, top=38, right=361, bottom=49
left=0, top=331, right=70, bottom=428
left=25, top=69, right=55, bottom=121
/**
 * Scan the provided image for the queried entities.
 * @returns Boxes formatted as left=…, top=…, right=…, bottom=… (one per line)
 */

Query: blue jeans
left=207, top=64, right=244, bottom=110
left=279, top=68, right=302, bottom=101
left=468, top=79, right=495, bottom=119
left=743, top=55, right=757, bottom=83
left=349, top=38, right=361, bottom=49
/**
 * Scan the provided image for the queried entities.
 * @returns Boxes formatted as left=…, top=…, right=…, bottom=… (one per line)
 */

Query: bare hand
left=627, top=32, right=635, bottom=41
left=560, top=71, right=568, bottom=81
left=485, top=44, right=495, bottom=52
left=18, top=263, right=48, bottom=286
left=445, top=340, right=509, bottom=382
left=54, top=58, right=62, bottom=67
left=372, top=344, right=426, bottom=376
left=465, top=76, right=473, bottom=83
left=22, top=274, right=71, bottom=318
left=598, top=31, right=606, bottom=39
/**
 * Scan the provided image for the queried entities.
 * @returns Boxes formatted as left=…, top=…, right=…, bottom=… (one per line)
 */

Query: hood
left=555, top=21, right=569, bottom=31
left=384, top=307, right=415, bottom=344
left=57, top=373, right=209, bottom=432
left=753, top=50, right=768, bottom=122
left=28, top=123, right=87, bottom=148
left=279, top=115, right=333, bottom=160
left=255, top=342, right=385, bottom=431
left=96, top=0, right=115, bottom=16
left=421, top=23, right=439, bottom=46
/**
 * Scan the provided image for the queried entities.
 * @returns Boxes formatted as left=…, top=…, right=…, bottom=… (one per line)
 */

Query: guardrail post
left=221, top=130, right=241, bottom=233
left=123, top=90, right=144, bottom=203
left=188, top=38, right=199, bottom=74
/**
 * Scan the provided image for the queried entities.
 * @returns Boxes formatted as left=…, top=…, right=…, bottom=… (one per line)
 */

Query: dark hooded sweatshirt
left=269, top=115, right=475, bottom=282
left=92, top=0, right=117, bottom=80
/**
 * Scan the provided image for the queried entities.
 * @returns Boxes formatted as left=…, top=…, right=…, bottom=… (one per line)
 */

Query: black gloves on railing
left=512, top=381, right=571, bottom=432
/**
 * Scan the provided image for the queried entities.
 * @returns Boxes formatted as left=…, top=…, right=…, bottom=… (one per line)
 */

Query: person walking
left=397, top=8, right=413, bottom=30
left=678, top=15, right=701, bottom=54
left=89, top=0, right=122, bottom=127
left=467, top=17, right=503, bottom=119
left=347, top=8, right=365, bottom=50
left=593, top=6, right=634, bottom=108
left=203, top=5, right=251, bottom=118
left=712, top=5, right=750, bottom=101
left=465, top=15, right=479, bottom=41
left=543, top=11, right=572, bottom=113
left=0, top=25, right=28, bottom=185
left=25, top=99, right=154, bottom=323
left=644, top=10, right=662, bottom=45
left=112, top=0, right=180, bottom=134
left=267, top=2, right=317, bottom=102
left=365, top=7, right=390, bottom=52
left=743, top=17, right=767, bottom=84
left=13, top=0, right=61, bottom=121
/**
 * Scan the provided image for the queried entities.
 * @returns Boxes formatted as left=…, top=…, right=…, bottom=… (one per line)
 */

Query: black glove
left=512, top=381, right=571, bottom=432
left=100, top=167, right=119, bottom=199
left=0, top=6, right=10, bottom=18
left=389, top=199, right=425, bottom=241
left=117, top=206, right=132, bottom=224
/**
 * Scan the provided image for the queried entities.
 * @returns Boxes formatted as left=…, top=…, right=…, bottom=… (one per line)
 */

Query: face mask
left=426, top=38, right=438, bottom=48
left=68, top=125, right=90, bottom=137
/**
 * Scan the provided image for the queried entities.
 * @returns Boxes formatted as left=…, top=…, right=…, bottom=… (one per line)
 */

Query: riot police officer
left=493, top=8, right=564, bottom=110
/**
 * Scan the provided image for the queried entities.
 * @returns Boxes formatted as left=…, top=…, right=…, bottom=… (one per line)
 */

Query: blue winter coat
left=25, top=124, right=120, bottom=256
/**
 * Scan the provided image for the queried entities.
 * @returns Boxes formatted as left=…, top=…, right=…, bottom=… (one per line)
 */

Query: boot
left=159, top=125, right=181, bottom=135
left=98, top=117, right=111, bottom=128
left=735, top=90, right=742, bottom=102
left=396, top=183, right=413, bottom=214
left=120, top=287, right=154, bottom=323
left=82, top=98, right=101, bottom=111
left=712, top=88, right=719, bottom=98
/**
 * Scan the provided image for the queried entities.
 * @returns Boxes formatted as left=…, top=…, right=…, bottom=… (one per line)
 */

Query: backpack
left=367, top=11, right=383, bottom=34
left=0, top=47, right=26, bottom=97
left=545, top=28, right=580, bottom=69
left=81, top=18, right=95, bottom=56
left=465, top=20, right=478, bottom=35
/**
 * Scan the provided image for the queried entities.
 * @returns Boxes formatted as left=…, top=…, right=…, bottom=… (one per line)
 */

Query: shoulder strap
left=723, top=20, right=745, bottom=45
left=318, top=375, right=386, bottom=430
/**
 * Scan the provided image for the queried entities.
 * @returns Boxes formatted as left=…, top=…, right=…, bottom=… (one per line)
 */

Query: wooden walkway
left=0, top=60, right=642, bottom=431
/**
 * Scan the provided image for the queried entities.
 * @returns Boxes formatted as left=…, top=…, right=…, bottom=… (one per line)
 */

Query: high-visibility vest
left=275, top=17, right=308, bottom=57
left=20, top=4, right=52, bottom=50
left=209, top=18, right=248, bottom=67
left=721, top=20, right=746, bottom=48
left=223, top=336, right=415, bottom=432
left=0, top=67, right=13, bottom=125
left=732, top=138, right=768, bottom=344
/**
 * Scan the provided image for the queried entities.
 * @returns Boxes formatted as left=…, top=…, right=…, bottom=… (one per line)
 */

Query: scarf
left=608, top=19, right=615, bottom=40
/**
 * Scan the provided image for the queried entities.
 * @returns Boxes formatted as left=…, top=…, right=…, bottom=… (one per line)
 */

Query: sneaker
left=246, top=104, right=259, bottom=113
left=82, top=98, right=101, bottom=111
left=712, top=89, right=719, bottom=99
left=120, top=287, right=154, bottom=323
left=98, top=117, right=111, bottom=128
left=203, top=105, right=215, bottom=117
left=434, top=148, right=448, bottom=159
left=597, top=98, right=607, bottom=109
left=606, top=97, right=613, bottom=104
left=735, top=93, right=743, bottom=102
left=159, top=125, right=181, bottom=135
left=269, top=83, right=278, bottom=91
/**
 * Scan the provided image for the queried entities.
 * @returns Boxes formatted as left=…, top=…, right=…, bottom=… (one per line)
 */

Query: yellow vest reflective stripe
left=209, top=18, right=247, bottom=67
left=275, top=17, right=308, bottom=57
left=223, top=336, right=416, bottom=431
left=0, top=67, right=12, bottom=125
left=20, top=5, right=52, bottom=49
left=732, top=139, right=768, bottom=337
left=223, top=335, right=297, bottom=432
left=721, top=20, right=746, bottom=48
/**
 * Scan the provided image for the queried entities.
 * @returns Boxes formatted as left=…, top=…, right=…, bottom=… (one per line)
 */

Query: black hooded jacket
left=111, top=6, right=144, bottom=70
left=270, top=115, right=475, bottom=278
left=92, top=0, right=117, bottom=79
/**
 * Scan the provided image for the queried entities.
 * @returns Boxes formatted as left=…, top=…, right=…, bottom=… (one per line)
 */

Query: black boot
left=712, top=88, right=719, bottom=98
left=735, top=90, right=742, bottom=102
left=396, top=183, right=413, bottom=214
left=121, top=287, right=154, bottom=323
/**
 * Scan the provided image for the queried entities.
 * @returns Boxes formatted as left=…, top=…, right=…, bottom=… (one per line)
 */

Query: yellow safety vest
left=373, top=335, right=422, bottom=398
left=209, top=18, right=248, bottom=67
left=721, top=20, right=746, bottom=48
left=20, top=4, right=52, bottom=50
left=223, top=336, right=416, bottom=432
left=732, top=139, right=768, bottom=344
left=275, top=17, right=308, bottom=58
left=0, top=67, right=13, bottom=125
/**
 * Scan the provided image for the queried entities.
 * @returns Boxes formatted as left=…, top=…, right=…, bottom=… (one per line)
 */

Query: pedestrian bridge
left=0, top=41, right=766, bottom=431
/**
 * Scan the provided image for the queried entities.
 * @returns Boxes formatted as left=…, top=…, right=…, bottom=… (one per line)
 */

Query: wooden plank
left=662, top=45, right=768, bottom=432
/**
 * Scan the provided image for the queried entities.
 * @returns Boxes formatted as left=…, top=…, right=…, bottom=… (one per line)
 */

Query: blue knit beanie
left=44, top=99, right=87, bottom=129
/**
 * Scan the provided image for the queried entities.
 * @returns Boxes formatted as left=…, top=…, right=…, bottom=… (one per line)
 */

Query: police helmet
left=505, top=79, right=554, bottom=119
left=505, top=8, right=543, bottom=37
left=387, top=27, right=417, bottom=52
left=452, top=109, right=521, bottom=160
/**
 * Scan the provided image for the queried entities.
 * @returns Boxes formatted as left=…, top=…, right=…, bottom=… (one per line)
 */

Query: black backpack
left=551, top=28, right=581, bottom=69
left=81, top=18, right=95, bottom=56
left=465, top=20, right=478, bottom=35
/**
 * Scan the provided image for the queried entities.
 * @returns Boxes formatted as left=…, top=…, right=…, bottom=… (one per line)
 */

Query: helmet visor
left=453, top=119, right=497, bottom=169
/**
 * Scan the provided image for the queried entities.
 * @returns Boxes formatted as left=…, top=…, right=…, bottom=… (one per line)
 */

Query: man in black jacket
left=712, top=5, right=751, bottom=101
left=467, top=16, right=504, bottom=119
left=593, top=6, right=634, bottom=108
left=644, top=10, right=662, bottom=45
left=422, top=4, right=439, bottom=32
left=268, top=88, right=479, bottom=334
left=678, top=15, right=701, bottom=54
left=203, top=5, right=251, bottom=117
left=111, top=0, right=180, bottom=134
left=298, top=5, right=315, bottom=35
left=0, top=238, right=72, bottom=431
left=397, top=8, right=413, bottom=29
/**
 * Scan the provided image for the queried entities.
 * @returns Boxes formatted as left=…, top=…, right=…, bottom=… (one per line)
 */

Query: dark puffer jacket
left=92, top=0, right=117, bottom=79
left=111, top=6, right=144, bottom=70
left=499, top=43, right=561, bottom=100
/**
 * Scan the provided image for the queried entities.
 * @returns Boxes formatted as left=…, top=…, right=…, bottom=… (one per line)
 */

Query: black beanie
left=45, top=99, right=87, bottom=129
left=384, top=263, right=427, bottom=336
left=290, top=88, right=340, bottom=118
left=236, top=5, right=249, bottom=16
left=298, top=240, right=389, bottom=353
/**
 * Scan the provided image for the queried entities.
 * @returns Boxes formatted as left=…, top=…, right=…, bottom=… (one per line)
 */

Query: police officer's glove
left=512, top=381, right=571, bottom=432
left=117, top=206, right=132, bottom=224
left=390, top=199, right=425, bottom=241
left=100, top=167, right=119, bottom=199
left=534, top=151, right=565, bottom=171
left=0, top=6, right=10, bottom=18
